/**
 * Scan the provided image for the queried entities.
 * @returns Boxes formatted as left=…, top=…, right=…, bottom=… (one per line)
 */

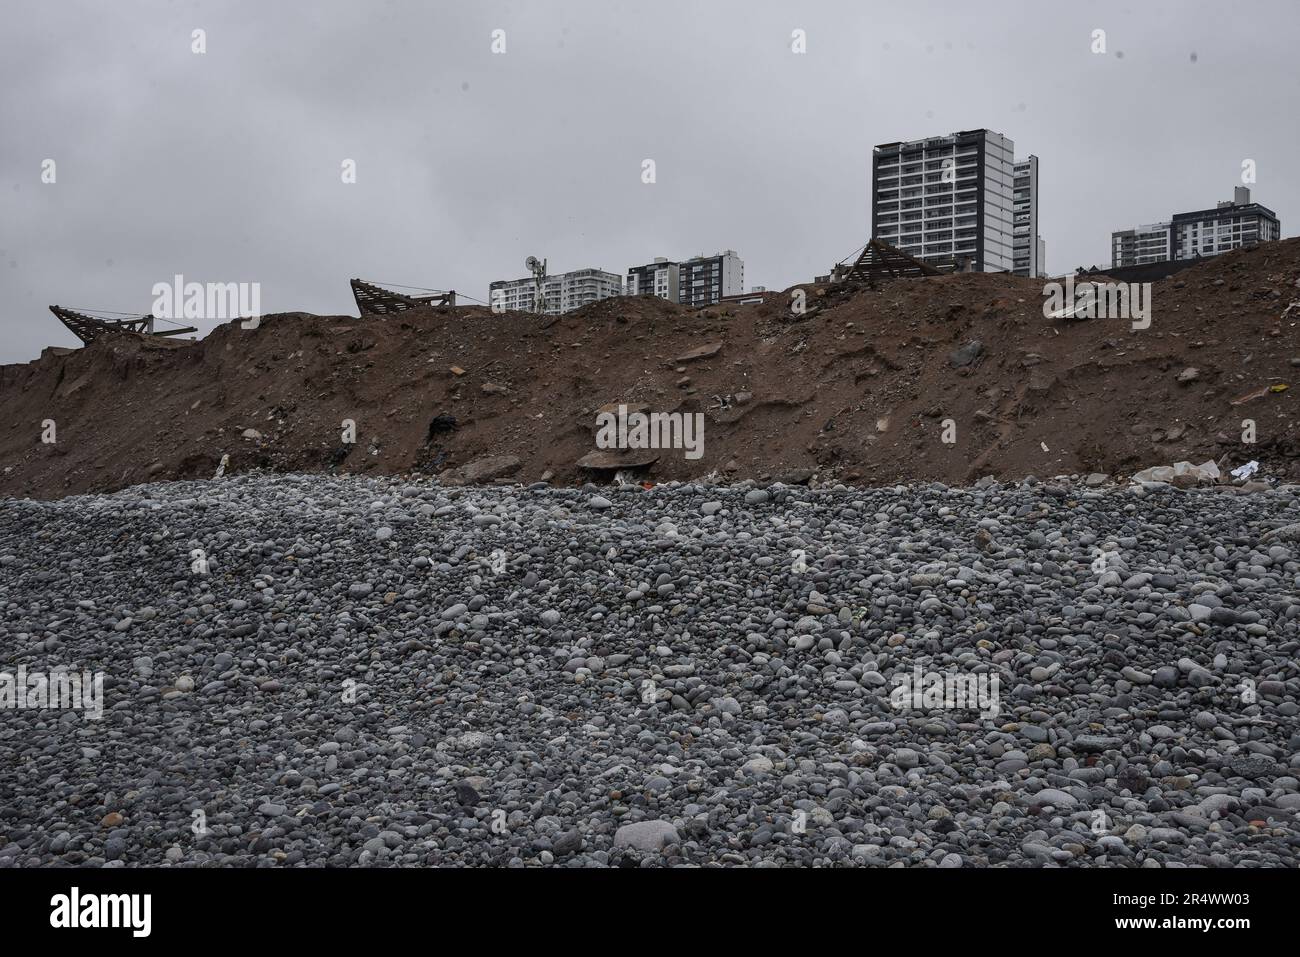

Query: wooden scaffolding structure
left=350, top=278, right=456, bottom=315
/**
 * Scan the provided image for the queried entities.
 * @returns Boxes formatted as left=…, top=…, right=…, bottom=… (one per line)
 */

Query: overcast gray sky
left=2, top=0, right=1297, bottom=363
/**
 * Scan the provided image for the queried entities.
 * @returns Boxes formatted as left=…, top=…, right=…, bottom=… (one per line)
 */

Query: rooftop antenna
left=526, top=256, right=547, bottom=314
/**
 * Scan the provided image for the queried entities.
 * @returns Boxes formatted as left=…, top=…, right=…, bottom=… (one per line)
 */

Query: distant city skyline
left=2, top=0, right=1297, bottom=362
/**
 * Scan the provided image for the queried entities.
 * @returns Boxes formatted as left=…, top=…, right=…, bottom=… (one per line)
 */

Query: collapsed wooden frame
left=350, top=279, right=455, bottom=315
left=49, top=306, right=197, bottom=346
left=842, top=238, right=946, bottom=283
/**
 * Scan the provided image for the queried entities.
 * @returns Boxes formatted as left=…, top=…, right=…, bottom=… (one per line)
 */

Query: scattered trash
left=612, top=471, right=657, bottom=488
left=1230, top=383, right=1288, bottom=405
left=213, top=453, right=229, bottom=479
left=1231, top=460, right=1260, bottom=481
left=1131, top=460, right=1221, bottom=485
left=1040, top=441, right=1050, bottom=452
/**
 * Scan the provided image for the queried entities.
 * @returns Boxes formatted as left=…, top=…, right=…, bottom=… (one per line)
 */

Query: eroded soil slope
left=2, top=240, right=1298, bottom=499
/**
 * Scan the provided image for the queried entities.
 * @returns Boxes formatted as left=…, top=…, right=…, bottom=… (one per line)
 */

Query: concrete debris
left=439, top=454, right=521, bottom=486
left=576, top=449, right=660, bottom=470
left=1131, top=460, right=1222, bottom=486
left=672, top=342, right=722, bottom=363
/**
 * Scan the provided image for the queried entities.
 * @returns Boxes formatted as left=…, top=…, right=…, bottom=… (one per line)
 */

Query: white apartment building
left=1012, top=156, right=1045, bottom=277
left=626, top=257, right=680, bottom=302
left=1111, top=223, right=1173, bottom=267
left=558, top=268, right=623, bottom=312
left=1111, top=187, right=1282, bottom=268
left=489, top=267, right=623, bottom=315
left=678, top=250, right=744, bottom=307
left=1171, top=187, right=1281, bottom=260
left=872, top=128, right=1017, bottom=272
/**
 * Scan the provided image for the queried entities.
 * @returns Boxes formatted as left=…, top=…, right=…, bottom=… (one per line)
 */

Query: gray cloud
left=2, top=0, right=1296, bottom=362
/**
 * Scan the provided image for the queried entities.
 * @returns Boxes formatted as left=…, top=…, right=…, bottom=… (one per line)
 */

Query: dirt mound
left=3, top=240, right=1299, bottom=500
